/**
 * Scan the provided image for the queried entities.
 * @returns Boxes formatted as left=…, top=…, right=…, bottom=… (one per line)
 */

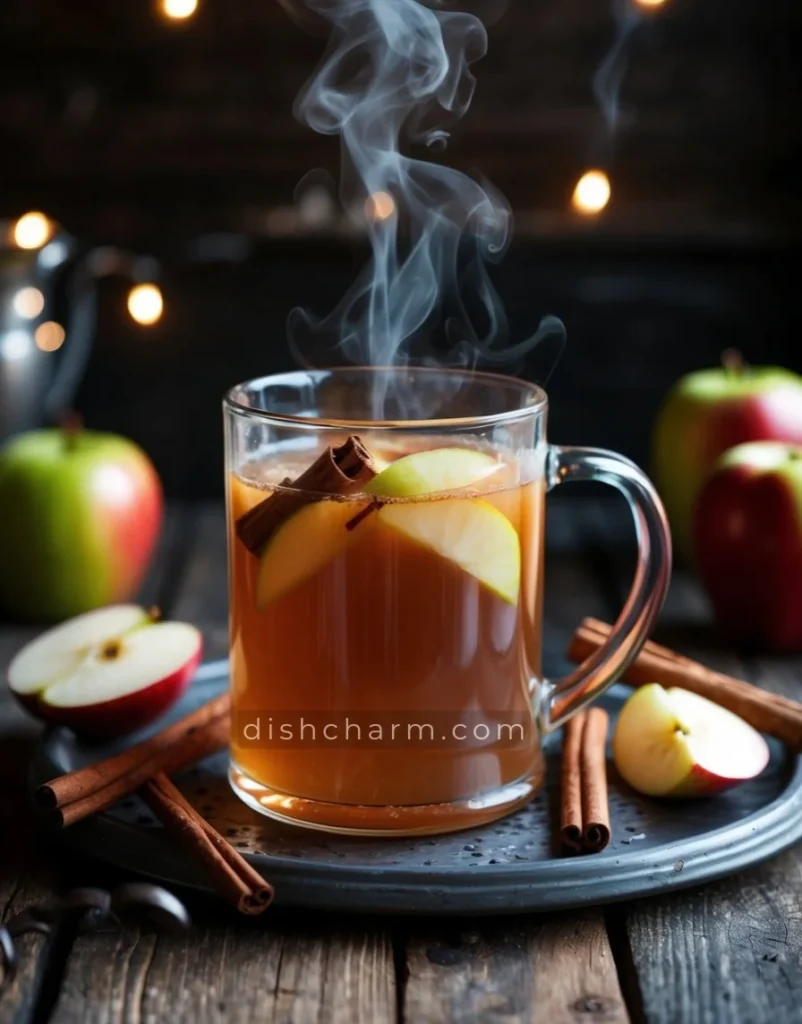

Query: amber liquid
left=228, top=444, right=546, bottom=834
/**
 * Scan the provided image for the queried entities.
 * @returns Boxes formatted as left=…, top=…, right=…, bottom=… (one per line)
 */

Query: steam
left=287, top=0, right=564, bottom=417
left=593, top=0, right=641, bottom=133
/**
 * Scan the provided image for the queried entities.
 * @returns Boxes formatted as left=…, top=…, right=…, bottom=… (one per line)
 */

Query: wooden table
left=2, top=499, right=801, bottom=1024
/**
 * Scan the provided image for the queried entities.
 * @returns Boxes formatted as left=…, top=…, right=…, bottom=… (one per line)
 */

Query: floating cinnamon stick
left=236, top=435, right=379, bottom=556
left=567, top=618, right=802, bottom=752
left=560, top=709, right=611, bottom=854
left=36, top=693, right=231, bottom=827
left=142, top=773, right=273, bottom=916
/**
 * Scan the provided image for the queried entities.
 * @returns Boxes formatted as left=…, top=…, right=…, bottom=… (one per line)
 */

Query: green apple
left=378, top=498, right=520, bottom=604
left=651, top=356, right=802, bottom=561
left=365, top=447, right=502, bottom=498
left=0, top=427, right=163, bottom=621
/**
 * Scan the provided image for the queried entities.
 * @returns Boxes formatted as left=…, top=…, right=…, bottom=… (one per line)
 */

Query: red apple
left=652, top=354, right=802, bottom=562
left=0, top=425, right=163, bottom=621
left=613, top=684, right=770, bottom=797
left=7, top=604, right=202, bottom=737
left=693, top=441, right=802, bottom=652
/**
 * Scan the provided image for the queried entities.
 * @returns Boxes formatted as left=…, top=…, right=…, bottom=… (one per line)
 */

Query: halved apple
left=7, top=604, right=202, bottom=737
left=613, top=684, right=770, bottom=797
left=378, top=498, right=520, bottom=604
left=256, top=498, right=370, bottom=609
left=366, top=447, right=502, bottom=498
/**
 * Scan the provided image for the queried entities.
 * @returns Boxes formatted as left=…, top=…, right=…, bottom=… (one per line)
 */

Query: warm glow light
left=13, top=212, right=52, bottom=250
left=13, top=287, right=45, bottom=319
left=161, top=0, right=198, bottom=19
left=35, top=321, right=66, bottom=352
left=365, top=191, right=396, bottom=221
left=572, top=170, right=611, bottom=216
left=634, top=0, right=667, bottom=6
left=127, top=284, right=163, bottom=326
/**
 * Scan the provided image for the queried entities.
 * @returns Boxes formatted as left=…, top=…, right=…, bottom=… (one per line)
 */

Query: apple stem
left=61, top=412, right=83, bottom=452
left=721, top=349, right=745, bottom=377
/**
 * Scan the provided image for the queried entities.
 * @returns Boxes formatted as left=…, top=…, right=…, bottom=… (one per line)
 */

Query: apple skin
left=652, top=364, right=802, bottom=562
left=38, top=648, right=200, bottom=738
left=15, top=649, right=201, bottom=738
left=693, top=441, right=802, bottom=653
left=0, top=428, right=163, bottom=622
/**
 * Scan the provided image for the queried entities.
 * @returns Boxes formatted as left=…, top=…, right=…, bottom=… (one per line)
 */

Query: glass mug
left=224, top=368, right=671, bottom=835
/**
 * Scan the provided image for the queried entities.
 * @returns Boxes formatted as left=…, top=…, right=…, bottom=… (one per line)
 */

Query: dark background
left=1, top=0, right=801, bottom=498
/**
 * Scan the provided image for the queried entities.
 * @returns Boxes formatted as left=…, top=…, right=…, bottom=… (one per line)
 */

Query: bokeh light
left=634, top=0, right=667, bottom=6
left=365, top=191, right=396, bottom=221
left=35, top=321, right=66, bottom=352
left=12, top=287, right=45, bottom=319
left=161, top=0, right=198, bottom=19
left=0, top=331, right=32, bottom=361
left=13, top=212, right=52, bottom=250
left=572, top=171, right=611, bottom=216
left=127, top=284, right=164, bottom=326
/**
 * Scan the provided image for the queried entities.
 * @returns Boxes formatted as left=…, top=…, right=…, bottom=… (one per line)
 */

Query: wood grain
left=404, top=913, right=628, bottom=1024
left=49, top=924, right=395, bottom=1024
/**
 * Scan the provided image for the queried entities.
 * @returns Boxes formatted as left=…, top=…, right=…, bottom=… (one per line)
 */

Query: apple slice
left=7, top=604, right=202, bottom=738
left=366, top=447, right=502, bottom=498
left=613, top=684, right=770, bottom=797
left=378, top=498, right=521, bottom=604
left=256, top=498, right=370, bottom=610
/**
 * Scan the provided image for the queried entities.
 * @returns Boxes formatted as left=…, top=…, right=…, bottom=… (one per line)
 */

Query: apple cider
left=227, top=440, right=546, bottom=834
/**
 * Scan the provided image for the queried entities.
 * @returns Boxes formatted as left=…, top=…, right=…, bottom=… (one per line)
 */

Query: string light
left=572, top=171, right=611, bottom=216
left=13, top=212, right=52, bottom=250
left=127, top=284, right=164, bottom=326
left=161, top=0, right=198, bottom=19
left=12, top=287, right=45, bottom=319
left=365, top=191, right=396, bottom=221
left=35, top=321, right=66, bottom=352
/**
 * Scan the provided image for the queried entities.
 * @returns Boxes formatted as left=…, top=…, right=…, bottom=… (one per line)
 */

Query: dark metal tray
left=32, top=660, right=802, bottom=915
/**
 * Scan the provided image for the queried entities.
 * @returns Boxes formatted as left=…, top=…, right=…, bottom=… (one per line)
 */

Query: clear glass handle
left=540, top=445, right=672, bottom=731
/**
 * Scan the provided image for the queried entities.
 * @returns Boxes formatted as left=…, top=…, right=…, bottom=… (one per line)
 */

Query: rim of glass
left=223, top=367, right=548, bottom=431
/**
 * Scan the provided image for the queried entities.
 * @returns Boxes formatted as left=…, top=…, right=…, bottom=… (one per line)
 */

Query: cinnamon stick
left=580, top=708, right=611, bottom=853
left=560, top=709, right=611, bottom=854
left=560, top=710, right=586, bottom=852
left=36, top=694, right=231, bottom=828
left=567, top=618, right=802, bottom=752
left=142, top=773, right=273, bottom=916
left=236, top=435, right=379, bottom=555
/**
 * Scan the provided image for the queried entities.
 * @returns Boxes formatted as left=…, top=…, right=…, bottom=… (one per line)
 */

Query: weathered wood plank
left=404, top=913, right=628, bottom=1024
left=591, top=500, right=802, bottom=1024
left=49, top=922, right=394, bottom=1024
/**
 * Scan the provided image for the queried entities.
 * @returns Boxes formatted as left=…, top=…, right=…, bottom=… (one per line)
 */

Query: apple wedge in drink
left=7, top=604, right=202, bottom=737
left=255, top=446, right=517, bottom=608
